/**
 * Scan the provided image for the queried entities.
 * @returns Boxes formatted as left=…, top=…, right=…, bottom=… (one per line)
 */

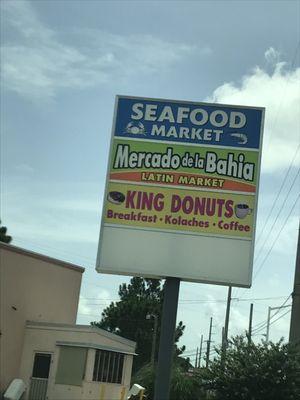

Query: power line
left=255, top=145, right=300, bottom=247
left=253, top=194, right=300, bottom=282
left=253, top=309, right=292, bottom=337
left=81, top=295, right=289, bottom=303
left=233, top=296, right=288, bottom=302
left=254, top=168, right=300, bottom=264
left=251, top=295, right=292, bottom=333
left=269, top=309, right=292, bottom=327
left=238, top=194, right=299, bottom=300
left=252, top=294, right=291, bottom=329
left=253, top=304, right=292, bottom=334
left=232, top=42, right=300, bottom=301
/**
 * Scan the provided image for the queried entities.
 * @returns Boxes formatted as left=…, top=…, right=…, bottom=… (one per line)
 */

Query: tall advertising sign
left=96, top=96, right=264, bottom=287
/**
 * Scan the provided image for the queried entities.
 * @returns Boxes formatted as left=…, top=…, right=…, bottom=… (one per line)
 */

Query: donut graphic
left=107, top=191, right=125, bottom=205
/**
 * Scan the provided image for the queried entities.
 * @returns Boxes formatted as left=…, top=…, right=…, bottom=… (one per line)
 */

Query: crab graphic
left=125, top=122, right=146, bottom=135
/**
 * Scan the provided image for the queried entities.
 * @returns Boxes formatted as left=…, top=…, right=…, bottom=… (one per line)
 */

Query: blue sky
left=1, top=0, right=299, bottom=363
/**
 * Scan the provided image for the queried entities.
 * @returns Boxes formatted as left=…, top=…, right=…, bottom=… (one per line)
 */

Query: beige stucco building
left=0, top=243, right=136, bottom=400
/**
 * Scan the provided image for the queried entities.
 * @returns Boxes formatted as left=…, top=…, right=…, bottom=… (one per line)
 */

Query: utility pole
left=248, top=303, right=254, bottom=344
left=223, top=286, right=232, bottom=348
left=198, top=335, right=203, bottom=368
left=195, top=347, right=199, bottom=368
left=206, top=317, right=213, bottom=368
left=290, top=224, right=300, bottom=344
left=266, top=306, right=271, bottom=342
left=146, top=313, right=158, bottom=367
left=221, top=286, right=232, bottom=367
left=265, top=304, right=291, bottom=341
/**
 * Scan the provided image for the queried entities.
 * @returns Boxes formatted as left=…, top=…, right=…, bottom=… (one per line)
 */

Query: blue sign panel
left=114, top=96, right=264, bottom=150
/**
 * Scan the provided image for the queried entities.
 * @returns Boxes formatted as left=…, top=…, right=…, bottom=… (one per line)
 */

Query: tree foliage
left=132, top=362, right=205, bottom=400
left=133, top=336, right=300, bottom=400
left=0, top=220, right=12, bottom=244
left=203, top=336, right=300, bottom=400
left=92, top=277, right=186, bottom=371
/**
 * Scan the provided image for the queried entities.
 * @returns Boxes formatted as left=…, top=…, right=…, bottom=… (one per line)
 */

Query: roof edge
left=25, top=320, right=136, bottom=348
left=56, top=341, right=137, bottom=356
left=0, top=242, right=85, bottom=273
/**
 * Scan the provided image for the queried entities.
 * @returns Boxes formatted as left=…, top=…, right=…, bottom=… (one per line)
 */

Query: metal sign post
left=154, top=277, right=180, bottom=400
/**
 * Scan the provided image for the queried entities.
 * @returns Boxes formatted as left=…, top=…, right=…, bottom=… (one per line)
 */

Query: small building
left=20, top=321, right=136, bottom=400
left=0, top=243, right=136, bottom=399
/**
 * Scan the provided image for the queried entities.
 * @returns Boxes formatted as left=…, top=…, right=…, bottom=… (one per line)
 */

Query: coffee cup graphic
left=235, top=203, right=253, bottom=219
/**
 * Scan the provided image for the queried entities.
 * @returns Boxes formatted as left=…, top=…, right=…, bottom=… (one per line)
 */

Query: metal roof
left=56, top=341, right=137, bottom=356
left=26, top=320, right=136, bottom=349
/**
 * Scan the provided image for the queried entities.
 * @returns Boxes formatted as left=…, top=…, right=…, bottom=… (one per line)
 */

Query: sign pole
left=154, top=277, right=180, bottom=400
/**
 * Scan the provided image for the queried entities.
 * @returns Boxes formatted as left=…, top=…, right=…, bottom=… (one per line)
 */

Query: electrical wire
left=252, top=194, right=299, bottom=282
left=253, top=309, right=292, bottom=337
left=252, top=304, right=292, bottom=334
left=268, top=308, right=292, bottom=328
left=251, top=295, right=292, bottom=333
left=255, top=145, right=300, bottom=248
left=237, top=193, right=299, bottom=300
left=254, top=168, right=300, bottom=264
left=80, top=295, right=289, bottom=304
left=232, top=42, right=300, bottom=301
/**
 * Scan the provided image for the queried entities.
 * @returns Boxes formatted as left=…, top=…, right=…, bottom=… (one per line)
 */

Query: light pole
left=146, top=313, right=158, bottom=368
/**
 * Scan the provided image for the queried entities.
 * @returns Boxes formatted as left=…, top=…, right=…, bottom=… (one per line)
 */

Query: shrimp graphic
left=230, top=133, right=248, bottom=145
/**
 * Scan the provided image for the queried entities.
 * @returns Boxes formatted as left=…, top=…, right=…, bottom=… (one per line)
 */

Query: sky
left=1, top=0, right=299, bottom=366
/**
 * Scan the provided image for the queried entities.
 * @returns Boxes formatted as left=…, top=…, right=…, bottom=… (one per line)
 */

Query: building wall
left=19, top=324, right=135, bottom=400
left=0, top=244, right=84, bottom=394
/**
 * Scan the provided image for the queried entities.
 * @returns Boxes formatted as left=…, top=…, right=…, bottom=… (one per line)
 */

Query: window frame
left=92, top=349, right=125, bottom=384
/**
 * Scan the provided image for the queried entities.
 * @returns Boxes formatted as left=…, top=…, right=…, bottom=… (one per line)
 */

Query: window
left=93, top=350, right=124, bottom=384
left=55, top=346, right=87, bottom=386
left=32, top=353, right=51, bottom=379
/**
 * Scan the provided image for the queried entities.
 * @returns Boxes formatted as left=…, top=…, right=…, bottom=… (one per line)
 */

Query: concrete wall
left=0, top=244, right=84, bottom=394
left=19, top=323, right=135, bottom=400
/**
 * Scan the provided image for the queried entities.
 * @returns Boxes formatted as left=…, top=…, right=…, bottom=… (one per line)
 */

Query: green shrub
left=203, top=336, right=300, bottom=400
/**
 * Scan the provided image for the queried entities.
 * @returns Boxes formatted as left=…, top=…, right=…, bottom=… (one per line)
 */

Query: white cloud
left=264, top=47, right=281, bottom=66
left=208, top=50, right=300, bottom=173
left=1, top=0, right=200, bottom=101
left=77, top=289, right=112, bottom=324
left=78, top=295, right=95, bottom=317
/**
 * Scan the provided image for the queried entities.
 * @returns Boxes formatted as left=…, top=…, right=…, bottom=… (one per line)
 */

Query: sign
left=96, top=96, right=265, bottom=287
